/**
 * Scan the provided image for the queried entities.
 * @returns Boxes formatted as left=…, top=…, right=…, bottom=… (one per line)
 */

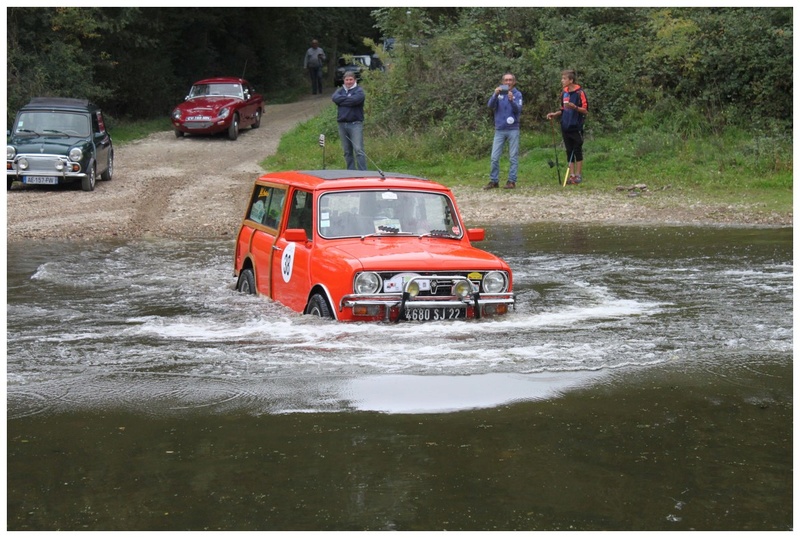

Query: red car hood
left=323, top=237, right=509, bottom=272
left=177, top=96, right=240, bottom=116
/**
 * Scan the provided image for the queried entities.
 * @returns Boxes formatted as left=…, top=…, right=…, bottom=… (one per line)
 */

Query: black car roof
left=21, top=97, right=98, bottom=112
left=298, top=170, right=429, bottom=181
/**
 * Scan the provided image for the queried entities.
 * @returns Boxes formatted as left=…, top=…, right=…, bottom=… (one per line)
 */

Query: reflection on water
left=6, top=224, right=793, bottom=530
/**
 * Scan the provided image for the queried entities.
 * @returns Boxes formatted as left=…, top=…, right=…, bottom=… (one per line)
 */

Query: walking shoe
left=503, top=181, right=516, bottom=189
left=483, top=181, right=499, bottom=190
left=566, top=175, right=582, bottom=185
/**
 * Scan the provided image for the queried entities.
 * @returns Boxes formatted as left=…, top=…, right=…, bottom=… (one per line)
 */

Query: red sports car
left=171, top=77, right=264, bottom=140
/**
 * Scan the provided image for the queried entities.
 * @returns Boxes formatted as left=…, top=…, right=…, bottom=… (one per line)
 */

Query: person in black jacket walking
left=547, top=69, right=588, bottom=184
left=331, top=71, right=367, bottom=170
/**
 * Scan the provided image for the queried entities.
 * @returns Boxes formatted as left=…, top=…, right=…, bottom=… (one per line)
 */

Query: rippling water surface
left=7, top=225, right=791, bottom=416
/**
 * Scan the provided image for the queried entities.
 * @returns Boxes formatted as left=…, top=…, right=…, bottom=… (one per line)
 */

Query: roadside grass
left=262, top=103, right=793, bottom=216
left=108, top=117, right=172, bottom=144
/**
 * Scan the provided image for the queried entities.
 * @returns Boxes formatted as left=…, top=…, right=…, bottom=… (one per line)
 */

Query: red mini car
left=234, top=170, right=515, bottom=322
left=171, top=77, right=264, bottom=140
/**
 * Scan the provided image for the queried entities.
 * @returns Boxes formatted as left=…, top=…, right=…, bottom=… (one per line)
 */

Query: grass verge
left=262, top=103, right=793, bottom=219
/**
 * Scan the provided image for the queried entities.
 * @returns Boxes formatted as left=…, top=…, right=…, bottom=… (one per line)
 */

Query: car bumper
left=340, top=274, right=515, bottom=322
left=7, top=155, right=87, bottom=184
left=172, top=118, right=231, bottom=134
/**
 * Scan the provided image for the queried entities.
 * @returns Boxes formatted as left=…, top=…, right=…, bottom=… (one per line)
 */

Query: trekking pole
left=563, top=148, right=575, bottom=187
left=549, top=118, right=562, bottom=185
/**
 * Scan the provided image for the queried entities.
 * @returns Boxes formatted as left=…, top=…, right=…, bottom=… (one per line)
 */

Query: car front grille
left=14, top=155, right=67, bottom=173
left=184, top=121, right=213, bottom=129
left=376, top=271, right=495, bottom=296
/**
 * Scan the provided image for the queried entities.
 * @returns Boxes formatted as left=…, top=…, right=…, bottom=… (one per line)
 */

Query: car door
left=92, top=112, right=111, bottom=175
left=241, top=82, right=260, bottom=125
left=245, top=184, right=287, bottom=297
left=270, top=188, right=314, bottom=313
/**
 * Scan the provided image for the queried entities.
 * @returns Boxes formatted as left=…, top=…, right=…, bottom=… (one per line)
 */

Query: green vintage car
left=7, top=97, right=114, bottom=191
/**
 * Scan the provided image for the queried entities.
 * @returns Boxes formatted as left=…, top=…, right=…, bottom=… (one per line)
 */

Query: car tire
left=7, top=179, right=13, bottom=191
left=82, top=165, right=96, bottom=192
left=174, top=129, right=184, bottom=138
left=101, top=150, right=113, bottom=181
left=237, top=268, right=256, bottom=295
left=228, top=113, right=239, bottom=141
left=252, top=110, right=261, bottom=129
left=306, top=293, right=334, bottom=319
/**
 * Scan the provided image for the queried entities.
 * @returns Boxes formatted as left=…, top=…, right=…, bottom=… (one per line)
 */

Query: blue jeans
left=490, top=129, right=519, bottom=183
left=338, top=121, right=367, bottom=170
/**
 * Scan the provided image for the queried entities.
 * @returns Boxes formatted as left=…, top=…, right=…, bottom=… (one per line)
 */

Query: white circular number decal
left=281, top=242, right=296, bottom=283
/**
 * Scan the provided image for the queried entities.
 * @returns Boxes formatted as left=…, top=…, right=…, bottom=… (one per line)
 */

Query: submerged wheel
left=237, top=268, right=255, bottom=294
left=305, top=293, right=333, bottom=319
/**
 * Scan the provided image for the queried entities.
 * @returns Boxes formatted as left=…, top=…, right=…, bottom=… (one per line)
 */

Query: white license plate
left=23, top=176, right=59, bottom=185
left=406, top=307, right=465, bottom=322
left=187, top=116, right=210, bottom=121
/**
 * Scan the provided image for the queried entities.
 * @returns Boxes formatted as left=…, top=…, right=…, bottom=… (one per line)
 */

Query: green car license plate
left=406, top=307, right=465, bottom=322
left=24, top=176, right=59, bottom=185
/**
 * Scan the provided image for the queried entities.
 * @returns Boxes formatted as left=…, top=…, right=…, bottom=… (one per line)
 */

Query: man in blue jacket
left=485, top=73, right=523, bottom=189
left=332, top=71, right=367, bottom=170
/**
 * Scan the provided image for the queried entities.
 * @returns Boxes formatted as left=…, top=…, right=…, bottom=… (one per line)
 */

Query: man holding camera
left=332, top=71, right=367, bottom=170
left=484, top=73, right=523, bottom=190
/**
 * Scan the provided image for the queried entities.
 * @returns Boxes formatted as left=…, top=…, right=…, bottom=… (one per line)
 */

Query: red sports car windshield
left=188, top=83, right=244, bottom=100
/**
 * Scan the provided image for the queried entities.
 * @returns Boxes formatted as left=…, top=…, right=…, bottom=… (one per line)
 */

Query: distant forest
left=7, top=7, right=792, bottom=134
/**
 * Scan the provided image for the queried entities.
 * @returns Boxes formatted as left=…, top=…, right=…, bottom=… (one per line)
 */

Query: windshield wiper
left=360, top=226, right=414, bottom=240
left=41, top=129, right=69, bottom=137
left=418, top=229, right=459, bottom=239
left=14, top=129, right=39, bottom=136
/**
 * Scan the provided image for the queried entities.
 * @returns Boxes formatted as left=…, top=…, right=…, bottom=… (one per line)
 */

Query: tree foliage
left=7, top=6, right=792, bottom=139
left=7, top=6, right=379, bottom=125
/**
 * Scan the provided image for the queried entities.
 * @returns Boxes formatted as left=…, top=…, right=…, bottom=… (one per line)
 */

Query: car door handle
left=272, top=245, right=282, bottom=252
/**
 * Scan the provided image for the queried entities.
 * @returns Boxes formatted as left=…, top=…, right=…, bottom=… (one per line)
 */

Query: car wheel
left=306, top=293, right=334, bottom=319
left=252, top=109, right=261, bottom=129
left=228, top=113, right=239, bottom=141
left=237, top=268, right=256, bottom=295
left=174, top=129, right=184, bottom=138
left=82, top=165, right=96, bottom=192
left=7, top=179, right=13, bottom=191
left=101, top=150, right=113, bottom=181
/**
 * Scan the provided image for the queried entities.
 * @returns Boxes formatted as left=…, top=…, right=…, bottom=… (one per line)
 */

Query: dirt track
left=5, top=96, right=790, bottom=243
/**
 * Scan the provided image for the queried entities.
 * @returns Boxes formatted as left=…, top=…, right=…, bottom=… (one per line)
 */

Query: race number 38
left=281, top=242, right=296, bottom=283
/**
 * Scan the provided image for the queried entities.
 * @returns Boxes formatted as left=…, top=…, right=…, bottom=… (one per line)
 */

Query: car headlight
left=482, top=271, right=507, bottom=293
left=7, top=146, right=16, bottom=160
left=218, top=107, right=230, bottom=120
left=453, top=280, right=473, bottom=300
left=69, top=147, right=83, bottom=162
left=171, top=109, right=181, bottom=120
left=354, top=272, right=381, bottom=294
left=17, top=157, right=28, bottom=170
left=406, top=280, right=420, bottom=297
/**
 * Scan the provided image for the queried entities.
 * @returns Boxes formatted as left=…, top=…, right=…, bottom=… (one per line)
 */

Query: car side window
left=263, top=187, right=286, bottom=229
left=246, top=185, right=286, bottom=229
left=287, top=190, right=313, bottom=240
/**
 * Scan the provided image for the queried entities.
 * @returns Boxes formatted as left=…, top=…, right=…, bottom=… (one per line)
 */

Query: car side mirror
left=284, top=228, right=308, bottom=242
left=467, top=228, right=485, bottom=242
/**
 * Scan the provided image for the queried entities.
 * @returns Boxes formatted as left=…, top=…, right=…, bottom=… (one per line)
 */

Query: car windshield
left=14, top=111, right=90, bottom=137
left=189, top=83, right=244, bottom=99
left=319, top=190, right=463, bottom=239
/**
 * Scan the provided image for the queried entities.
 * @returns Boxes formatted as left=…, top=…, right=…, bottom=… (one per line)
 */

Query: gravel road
left=6, top=96, right=790, bottom=243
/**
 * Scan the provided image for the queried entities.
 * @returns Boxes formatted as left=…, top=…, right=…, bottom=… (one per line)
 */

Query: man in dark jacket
left=331, top=71, right=367, bottom=170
